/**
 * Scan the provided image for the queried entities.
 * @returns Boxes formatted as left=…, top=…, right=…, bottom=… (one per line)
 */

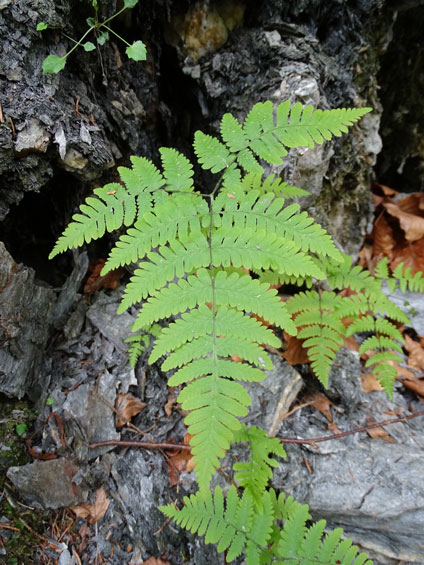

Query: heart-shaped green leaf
left=42, top=54, right=67, bottom=74
left=126, top=40, right=146, bottom=61
left=37, top=22, right=48, bottom=31
left=97, top=31, right=109, bottom=46
left=83, top=41, right=96, bottom=52
left=124, top=0, right=139, bottom=8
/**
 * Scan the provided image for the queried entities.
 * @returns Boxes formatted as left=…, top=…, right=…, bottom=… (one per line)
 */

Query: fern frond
left=233, top=424, right=286, bottom=509
left=160, top=486, right=273, bottom=563
left=125, top=333, right=150, bottom=368
left=105, top=195, right=208, bottom=276
left=276, top=499, right=372, bottom=565
left=159, top=147, right=194, bottom=192
left=286, top=291, right=347, bottom=385
left=49, top=183, right=138, bottom=258
left=132, top=269, right=297, bottom=334
left=149, top=305, right=280, bottom=364
left=392, top=262, right=424, bottom=293
left=214, top=190, right=342, bottom=261
left=194, top=131, right=233, bottom=173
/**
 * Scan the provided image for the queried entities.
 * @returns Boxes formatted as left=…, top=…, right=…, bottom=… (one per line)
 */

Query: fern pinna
left=51, top=100, right=374, bottom=562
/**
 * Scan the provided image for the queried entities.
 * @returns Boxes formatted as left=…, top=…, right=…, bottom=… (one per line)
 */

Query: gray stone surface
left=7, top=458, right=87, bottom=509
left=0, top=242, right=55, bottom=398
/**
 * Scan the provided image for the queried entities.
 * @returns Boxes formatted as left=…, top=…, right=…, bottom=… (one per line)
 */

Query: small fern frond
left=125, top=333, right=150, bottom=368
left=149, top=305, right=280, bottom=364
left=276, top=499, right=372, bottom=564
left=160, top=486, right=273, bottom=564
left=49, top=183, right=138, bottom=258
left=133, top=269, right=297, bottom=334
left=214, top=190, right=342, bottom=261
left=159, top=147, right=194, bottom=192
left=233, top=424, right=286, bottom=509
left=392, top=262, right=424, bottom=293
left=286, top=291, right=347, bottom=385
left=105, top=195, right=208, bottom=276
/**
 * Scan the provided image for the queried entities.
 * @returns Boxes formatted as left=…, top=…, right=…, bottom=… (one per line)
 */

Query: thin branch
left=88, top=411, right=424, bottom=451
left=278, top=410, right=424, bottom=446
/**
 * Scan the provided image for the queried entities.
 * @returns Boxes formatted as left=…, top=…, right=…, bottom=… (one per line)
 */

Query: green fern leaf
left=105, top=195, right=208, bottom=276
left=160, top=486, right=273, bottom=563
left=194, top=131, right=233, bottom=173
left=233, top=424, right=286, bottom=509
left=49, top=183, right=136, bottom=258
left=160, top=147, right=194, bottom=191
left=220, top=112, right=249, bottom=152
left=132, top=269, right=297, bottom=334
left=150, top=305, right=280, bottom=364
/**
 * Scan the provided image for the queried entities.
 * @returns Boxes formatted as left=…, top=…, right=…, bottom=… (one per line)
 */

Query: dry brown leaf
left=72, top=488, right=110, bottom=523
left=402, top=376, right=424, bottom=397
left=343, top=335, right=359, bottom=351
left=361, top=372, right=384, bottom=392
left=371, top=213, right=396, bottom=258
left=164, top=387, right=179, bottom=418
left=404, top=334, right=424, bottom=371
left=306, top=392, right=333, bottom=422
left=167, top=434, right=195, bottom=487
left=83, top=259, right=124, bottom=295
left=115, top=393, right=146, bottom=428
left=366, top=421, right=395, bottom=443
left=384, top=202, right=424, bottom=242
left=398, top=192, right=424, bottom=215
left=282, top=332, right=309, bottom=365
left=142, top=558, right=170, bottom=565
left=327, top=421, right=342, bottom=434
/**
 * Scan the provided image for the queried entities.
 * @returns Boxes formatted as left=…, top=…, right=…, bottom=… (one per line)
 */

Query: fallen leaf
left=366, top=420, right=395, bottom=443
left=404, top=334, right=424, bottom=371
left=83, top=259, right=124, bottom=295
left=327, top=421, right=341, bottom=434
left=164, top=387, right=179, bottom=418
left=115, top=393, right=146, bottom=428
left=72, top=488, right=110, bottom=523
left=361, top=372, right=384, bottom=393
left=282, top=332, right=309, bottom=365
left=373, top=182, right=398, bottom=197
left=384, top=202, right=424, bottom=242
left=306, top=392, right=333, bottom=422
left=167, top=434, right=195, bottom=487
left=371, top=213, right=396, bottom=258
left=402, top=376, right=424, bottom=397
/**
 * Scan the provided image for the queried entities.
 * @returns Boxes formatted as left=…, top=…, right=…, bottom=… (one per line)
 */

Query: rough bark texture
left=1, top=0, right=424, bottom=563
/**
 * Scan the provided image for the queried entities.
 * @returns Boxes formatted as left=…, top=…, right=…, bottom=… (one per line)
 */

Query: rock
left=14, top=118, right=50, bottom=154
left=7, top=458, right=87, bottom=509
left=62, top=370, right=118, bottom=460
left=0, top=242, right=55, bottom=399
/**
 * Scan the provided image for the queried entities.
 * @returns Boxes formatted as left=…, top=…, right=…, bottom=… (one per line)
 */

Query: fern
left=233, top=425, right=286, bottom=509
left=160, top=488, right=372, bottom=565
left=51, top=99, right=377, bottom=563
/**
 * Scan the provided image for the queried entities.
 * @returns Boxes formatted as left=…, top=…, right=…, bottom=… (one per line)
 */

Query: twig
left=88, top=411, right=424, bottom=451
left=278, top=410, right=424, bottom=446
left=89, top=440, right=191, bottom=450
